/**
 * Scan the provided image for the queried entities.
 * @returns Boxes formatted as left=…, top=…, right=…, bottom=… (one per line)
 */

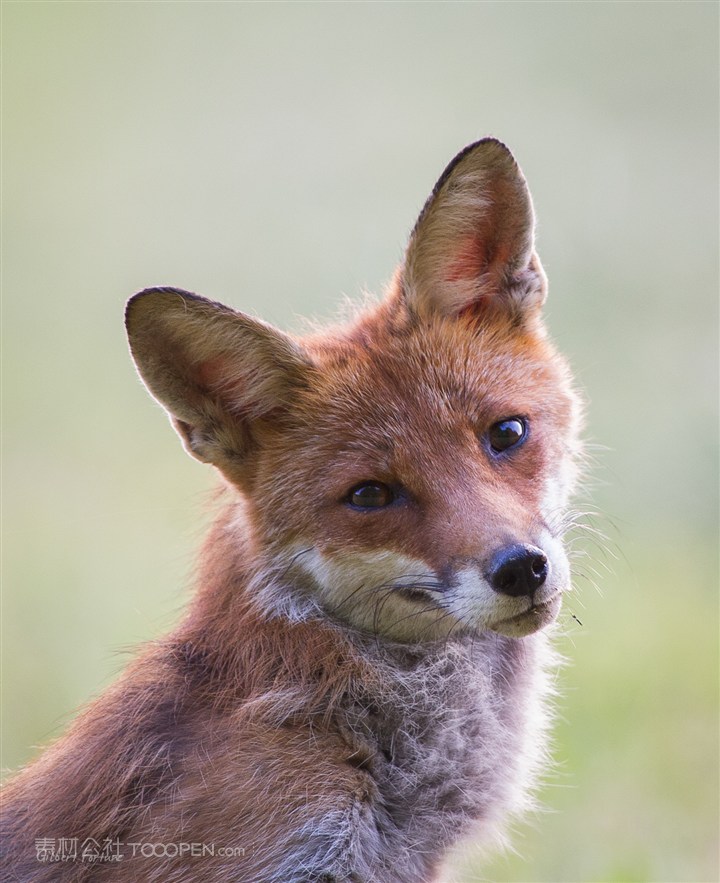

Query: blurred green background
left=3, top=3, right=718, bottom=881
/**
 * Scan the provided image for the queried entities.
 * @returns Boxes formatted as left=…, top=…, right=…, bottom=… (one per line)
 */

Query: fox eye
left=488, top=417, right=527, bottom=453
left=347, top=482, right=395, bottom=509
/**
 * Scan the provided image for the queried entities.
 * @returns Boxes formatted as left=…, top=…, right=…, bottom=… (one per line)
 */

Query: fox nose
left=486, top=544, right=549, bottom=597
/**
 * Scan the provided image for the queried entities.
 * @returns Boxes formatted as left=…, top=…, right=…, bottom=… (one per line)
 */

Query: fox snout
left=281, top=527, right=570, bottom=644
left=486, top=543, right=549, bottom=598
left=427, top=530, right=568, bottom=639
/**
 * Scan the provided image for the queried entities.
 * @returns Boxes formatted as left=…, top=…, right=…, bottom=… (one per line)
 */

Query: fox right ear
left=402, top=138, right=547, bottom=323
left=125, top=288, right=311, bottom=473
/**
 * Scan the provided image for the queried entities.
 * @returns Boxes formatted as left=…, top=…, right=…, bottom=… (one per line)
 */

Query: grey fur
left=263, top=629, right=555, bottom=883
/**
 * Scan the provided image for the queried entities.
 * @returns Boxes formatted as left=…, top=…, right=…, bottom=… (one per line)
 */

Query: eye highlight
left=346, top=482, right=395, bottom=509
left=487, top=417, right=528, bottom=454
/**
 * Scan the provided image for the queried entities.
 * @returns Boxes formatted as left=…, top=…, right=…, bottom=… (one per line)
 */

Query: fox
left=1, top=138, right=582, bottom=882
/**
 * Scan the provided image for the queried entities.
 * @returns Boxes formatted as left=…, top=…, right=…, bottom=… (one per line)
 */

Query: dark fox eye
left=488, top=417, right=527, bottom=453
left=347, top=482, right=395, bottom=509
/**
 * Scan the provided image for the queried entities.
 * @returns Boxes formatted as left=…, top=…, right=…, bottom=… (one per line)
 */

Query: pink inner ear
left=196, top=355, right=246, bottom=405
left=195, top=355, right=265, bottom=418
left=444, top=233, right=514, bottom=286
left=444, top=233, right=486, bottom=283
left=196, top=356, right=229, bottom=392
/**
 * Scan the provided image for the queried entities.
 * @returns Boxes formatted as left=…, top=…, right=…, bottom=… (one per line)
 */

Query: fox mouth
left=490, top=592, right=562, bottom=637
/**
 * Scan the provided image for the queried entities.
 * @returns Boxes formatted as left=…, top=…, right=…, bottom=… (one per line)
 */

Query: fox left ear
left=125, top=287, right=312, bottom=477
left=402, top=138, right=547, bottom=321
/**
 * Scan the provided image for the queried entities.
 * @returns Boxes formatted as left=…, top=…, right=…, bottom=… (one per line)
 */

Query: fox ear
left=125, top=288, right=311, bottom=471
left=402, top=138, right=546, bottom=320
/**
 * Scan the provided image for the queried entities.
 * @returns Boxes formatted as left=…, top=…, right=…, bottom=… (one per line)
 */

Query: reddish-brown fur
left=1, top=139, right=582, bottom=882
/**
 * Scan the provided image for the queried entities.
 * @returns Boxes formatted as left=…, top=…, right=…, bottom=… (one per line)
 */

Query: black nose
left=486, top=544, right=549, bottom=597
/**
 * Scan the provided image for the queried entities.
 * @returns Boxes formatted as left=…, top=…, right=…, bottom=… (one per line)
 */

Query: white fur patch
left=258, top=541, right=570, bottom=642
left=295, top=548, right=445, bottom=641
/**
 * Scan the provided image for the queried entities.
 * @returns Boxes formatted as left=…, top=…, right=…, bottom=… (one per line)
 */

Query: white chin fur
left=271, top=543, right=570, bottom=642
left=438, top=566, right=552, bottom=635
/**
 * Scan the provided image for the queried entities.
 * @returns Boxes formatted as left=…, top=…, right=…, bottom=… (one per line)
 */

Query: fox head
left=126, top=139, right=581, bottom=643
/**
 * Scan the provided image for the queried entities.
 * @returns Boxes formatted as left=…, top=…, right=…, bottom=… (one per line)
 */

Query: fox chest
left=332, top=637, right=542, bottom=877
left=346, top=687, right=510, bottom=831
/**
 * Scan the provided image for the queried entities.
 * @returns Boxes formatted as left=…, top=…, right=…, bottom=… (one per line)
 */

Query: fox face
left=126, top=139, right=581, bottom=644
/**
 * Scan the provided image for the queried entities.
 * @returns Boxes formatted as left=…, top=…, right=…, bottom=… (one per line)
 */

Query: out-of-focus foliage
left=3, top=3, right=717, bottom=881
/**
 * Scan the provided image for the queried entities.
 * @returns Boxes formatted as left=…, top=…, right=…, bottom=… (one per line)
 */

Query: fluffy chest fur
left=267, top=630, right=554, bottom=883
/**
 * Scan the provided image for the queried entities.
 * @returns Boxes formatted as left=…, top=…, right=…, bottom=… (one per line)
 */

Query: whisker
left=275, top=546, right=314, bottom=582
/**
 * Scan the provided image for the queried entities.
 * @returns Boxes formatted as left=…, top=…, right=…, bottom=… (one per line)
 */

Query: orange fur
left=1, top=139, right=583, bottom=882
